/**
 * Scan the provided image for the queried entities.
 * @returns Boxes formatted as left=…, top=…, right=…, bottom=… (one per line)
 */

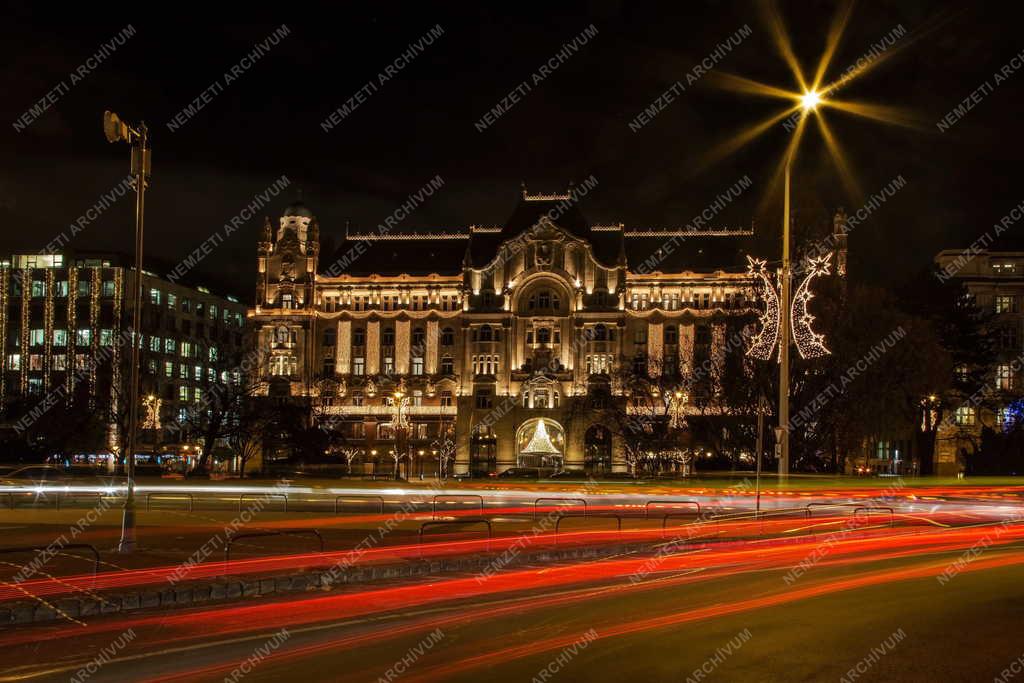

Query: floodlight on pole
left=104, top=110, right=150, bottom=554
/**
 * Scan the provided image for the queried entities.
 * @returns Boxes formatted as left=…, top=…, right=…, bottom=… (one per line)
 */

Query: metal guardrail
left=534, top=497, right=588, bottom=520
left=805, top=502, right=860, bottom=518
left=55, top=491, right=110, bottom=510
left=418, top=519, right=492, bottom=552
left=432, top=494, right=484, bottom=519
left=335, top=495, right=385, bottom=514
left=853, top=506, right=895, bottom=526
left=554, top=514, right=621, bottom=543
left=645, top=500, right=701, bottom=518
left=238, top=492, right=288, bottom=513
left=223, top=529, right=324, bottom=564
left=146, top=492, right=194, bottom=512
left=0, top=543, right=100, bottom=576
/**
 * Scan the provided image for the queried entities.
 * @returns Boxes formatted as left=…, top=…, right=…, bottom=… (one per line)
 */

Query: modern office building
left=0, top=250, right=248, bottom=463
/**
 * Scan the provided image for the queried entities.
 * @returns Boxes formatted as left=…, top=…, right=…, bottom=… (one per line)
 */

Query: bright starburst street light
left=703, top=2, right=915, bottom=478
left=800, top=89, right=821, bottom=111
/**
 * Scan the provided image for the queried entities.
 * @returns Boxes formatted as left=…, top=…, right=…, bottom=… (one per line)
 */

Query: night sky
left=2, top=1, right=1021, bottom=300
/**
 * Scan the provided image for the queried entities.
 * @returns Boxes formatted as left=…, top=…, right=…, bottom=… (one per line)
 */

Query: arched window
left=593, top=324, right=607, bottom=341
left=382, top=327, right=395, bottom=346
left=529, top=289, right=560, bottom=311
left=478, top=325, right=493, bottom=342
left=441, top=356, right=454, bottom=374
left=441, top=327, right=454, bottom=346
left=537, top=327, right=551, bottom=344
left=411, top=327, right=425, bottom=348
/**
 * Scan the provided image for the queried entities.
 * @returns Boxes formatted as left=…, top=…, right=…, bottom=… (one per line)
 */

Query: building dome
left=282, top=201, right=314, bottom=219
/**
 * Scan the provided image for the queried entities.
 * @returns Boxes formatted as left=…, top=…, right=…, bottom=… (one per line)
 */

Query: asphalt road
left=1, top=519, right=1023, bottom=682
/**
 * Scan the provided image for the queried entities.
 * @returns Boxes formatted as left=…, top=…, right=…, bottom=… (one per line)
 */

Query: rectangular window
left=53, top=355, right=66, bottom=371
left=995, top=296, right=1017, bottom=314
left=383, top=357, right=394, bottom=375
left=322, top=357, right=335, bottom=375
left=209, top=347, right=218, bottom=362
left=165, top=338, right=176, bottom=354
left=54, top=281, right=68, bottom=297
left=352, top=357, right=365, bottom=376
left=475, top=389, right=492, bottom=409
left=102, top=280, right=115, bottom=297
left=150, top=336, right=161, bottom=352
left=150, top=288, right=162, bottom=305
left=53, top=329, right=67, bottom=347
left=440, top=391, right=453, bottom=407
left=441, top=357, right=454, bottom=374
left=411, top=357, right=424, bottom=376
left=100, top=329, right=113, bottom=346
left=180, top=386, right=189, bottom=402
left=180, top=341, right=192, bottom=358
left=7, top=354, right=20, bottom=370
left=31, top=280, right=45, bottom=297
left=209, top=304, right=217, bottom=320
left=165, top=361, right=173, bottom=378
left=29, top=354, right=43, bottom=371
left=28, top=377, right=42, bottom=394
left=194, top=366, right=202, bottom=381
left=167, top=292, right=177, bottom=309
left=76, top=329, right=91, bottom=346
left=997, top=364, right=1015, bottom=391
left=954, top=405, right=976, bottom=426
left=29, top=329, right=44, bottom=346
left=179, top=364, right=188, bottom=379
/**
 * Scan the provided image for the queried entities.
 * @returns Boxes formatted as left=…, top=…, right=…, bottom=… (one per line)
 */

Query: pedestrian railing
left=804, top=502, right=860, bottom=518
left=554, top=513, right=621, bottom=543
left=238, top=492, right=288, bottom=513
left=223, top=529, right=324, bottom=564
left=146, top=492, right=194, bottom=512
left=432, top=494, right=484, bottom=519
left=853, top=506, right=895, bottom=527
left=533, top=497, right=587, bottom=520
left=418, top=519, right=492, bottom=552
left=334, top=495, right=385, bottom=514
left=645, top=500, right=701, bottom=518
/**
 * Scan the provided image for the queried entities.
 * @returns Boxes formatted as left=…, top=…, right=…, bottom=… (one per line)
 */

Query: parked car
left=497, top=467, right=541, bottom=479
left=548, top=469, right=588, bottom=480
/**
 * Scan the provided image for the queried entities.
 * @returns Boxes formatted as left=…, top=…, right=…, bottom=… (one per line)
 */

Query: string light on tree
left=745, top=256, right=780, bottom=360
left=792, top=252, right=833, bottom=359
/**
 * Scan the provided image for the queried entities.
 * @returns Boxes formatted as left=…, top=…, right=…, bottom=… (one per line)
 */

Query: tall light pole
left=104, top=111, right=150, bottom=553
left=777, top=90, right=820, bottom=479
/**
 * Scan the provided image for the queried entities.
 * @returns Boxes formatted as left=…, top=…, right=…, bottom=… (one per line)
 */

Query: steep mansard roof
left=318, top=191, right=756, bottom=278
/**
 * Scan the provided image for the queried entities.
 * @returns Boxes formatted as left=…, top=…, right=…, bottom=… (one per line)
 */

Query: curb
left=2, top=538, right=669, bottom=626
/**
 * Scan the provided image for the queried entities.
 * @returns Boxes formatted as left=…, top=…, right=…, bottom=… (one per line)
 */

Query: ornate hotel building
left=252, top=186, right=773, bottom=475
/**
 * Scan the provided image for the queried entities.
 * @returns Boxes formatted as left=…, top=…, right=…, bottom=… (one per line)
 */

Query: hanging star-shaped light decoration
left=745, top=255, right=780, bottom=360
left=792, top=252, right=833, bottom=358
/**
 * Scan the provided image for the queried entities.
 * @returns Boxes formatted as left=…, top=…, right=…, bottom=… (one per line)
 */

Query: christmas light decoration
left=19, top=269, right=29, bottom=394
left=745, top=256, right=780, bottom=360
left=89, top=268, right=101, bottom=405
left=0, top=266, right=7, bottom=406
left=43, top=270, right=54, bottom=392
left=67, top=267, right=78, bottom=399
left=792, top=252, right=833, bottom=359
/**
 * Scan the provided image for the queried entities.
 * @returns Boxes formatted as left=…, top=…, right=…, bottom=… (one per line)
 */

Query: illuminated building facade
left=0, top=251, right=248, bottom=456
left=251, top=187, right=788, bottom=475
left=932, top=249, right=1024, bottom=476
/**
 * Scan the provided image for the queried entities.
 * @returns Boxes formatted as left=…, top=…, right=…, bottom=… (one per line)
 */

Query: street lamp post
left=392, top=384, right=409, bottom=481
left=777, top=91, right=819, bottom=479
left=104, top=111, right=150, bottom=554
